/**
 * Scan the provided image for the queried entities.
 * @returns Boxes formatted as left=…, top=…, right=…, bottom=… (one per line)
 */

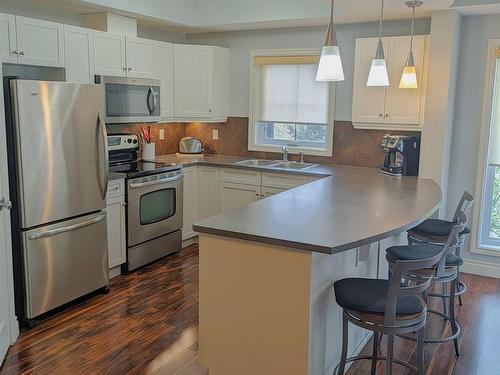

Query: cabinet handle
left=385, top=113, right=389, bottom=118
left=128, top=67, right=132, bottom=71
left=19, top=51, right=25, bottom=56
left=11, top=50, right=18, bottom=55
left=122, top=67, right=127, bottom=71
left=379, top=113, right=383, bottom=118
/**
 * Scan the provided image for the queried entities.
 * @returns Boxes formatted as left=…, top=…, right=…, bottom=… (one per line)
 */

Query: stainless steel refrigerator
left=5, top=79, right=109, bottom=325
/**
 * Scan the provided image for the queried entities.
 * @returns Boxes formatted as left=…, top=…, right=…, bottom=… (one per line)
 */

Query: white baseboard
left=462, top=259, right=500, bottom=279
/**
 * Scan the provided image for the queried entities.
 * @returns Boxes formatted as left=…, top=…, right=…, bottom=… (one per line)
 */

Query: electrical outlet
left=212, top=129, right=219, bottom=140
left=159, top=129, right=165, bottom=140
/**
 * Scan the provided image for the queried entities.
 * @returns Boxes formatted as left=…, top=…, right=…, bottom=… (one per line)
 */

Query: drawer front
left=262, top=172, right=308, bottom=189
left=107, top=179, right=125, bottom=199
left=220, top=168, right=261, bottom=186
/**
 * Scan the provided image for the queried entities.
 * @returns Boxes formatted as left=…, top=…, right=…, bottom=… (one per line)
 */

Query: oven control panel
left=108, top=134, right=139, bottom=151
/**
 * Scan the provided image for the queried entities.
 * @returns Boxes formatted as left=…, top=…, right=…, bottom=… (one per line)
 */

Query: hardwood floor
left=1, top=244, right=499, bottom=375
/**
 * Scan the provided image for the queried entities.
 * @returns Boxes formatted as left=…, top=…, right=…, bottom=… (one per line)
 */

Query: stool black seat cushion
left=334, top=278, right=424, bottom=315
left=412, top=219, right=470, bottom=237
left=386, top=244, right=463, bottom=266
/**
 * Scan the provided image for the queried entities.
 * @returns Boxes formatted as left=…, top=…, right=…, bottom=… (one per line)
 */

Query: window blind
left=490, top=56, right=500, bottom=166
left=258, top=63, right=329, bottom=124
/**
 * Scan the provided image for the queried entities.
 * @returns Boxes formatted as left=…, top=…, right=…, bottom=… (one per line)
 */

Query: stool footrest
left=333, top=354, right=418, bottom=375
left=398, top=319, right=461, bottom=344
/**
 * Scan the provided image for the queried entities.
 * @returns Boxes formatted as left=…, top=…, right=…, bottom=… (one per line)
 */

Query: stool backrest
left=384, top=210, right=468, bottom=326
left=452, top=191, right=474, bottom=223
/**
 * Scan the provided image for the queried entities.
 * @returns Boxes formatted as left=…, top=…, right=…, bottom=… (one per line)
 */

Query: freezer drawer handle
left=129, top=175, right=182, bottom=189
left=28, top=214, right=106, bottom=240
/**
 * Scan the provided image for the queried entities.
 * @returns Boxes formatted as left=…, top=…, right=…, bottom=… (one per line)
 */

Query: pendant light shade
left=316, top=0, right=344, bottom=82
left=399, top=1, right=422, bottom=89
left=367, top=0, right=389, bottom=87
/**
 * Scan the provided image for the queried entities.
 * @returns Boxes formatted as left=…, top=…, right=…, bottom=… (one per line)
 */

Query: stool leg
left=337, top=312, right=349, bottom=375
left=416, top=327, right=425, bottom=375
left=450, top=279, right=460, bottom=357
left=457, top=271, right=463, bottom=306
left=442, top=282, right=449, bottom=318
left=371, top=332, right=379, bottom=375
left=386, top=334, right=394, bottom=375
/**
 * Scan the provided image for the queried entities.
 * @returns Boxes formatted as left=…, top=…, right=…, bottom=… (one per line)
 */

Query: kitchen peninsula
left=193, top=167, right=441, bottom=375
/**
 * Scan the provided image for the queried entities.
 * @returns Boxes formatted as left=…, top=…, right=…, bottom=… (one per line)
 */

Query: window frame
left=248, top=48, right=336, bottom=157
left=472, top=39, right=500, bottom=256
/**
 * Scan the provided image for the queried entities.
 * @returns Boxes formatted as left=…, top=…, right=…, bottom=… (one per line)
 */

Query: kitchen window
left=249, top=50, right=335, bottom=156
left=474, top=42, right=500, bottom=254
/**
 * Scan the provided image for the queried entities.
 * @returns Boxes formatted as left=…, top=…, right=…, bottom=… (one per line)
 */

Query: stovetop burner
left=109, top=160, right=182, bottom=179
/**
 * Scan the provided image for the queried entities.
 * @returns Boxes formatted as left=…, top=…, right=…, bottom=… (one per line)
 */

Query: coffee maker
left=380, top=134, right=420, bottom=176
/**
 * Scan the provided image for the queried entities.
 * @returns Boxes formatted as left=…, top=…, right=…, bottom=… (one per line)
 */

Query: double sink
left=235, top=159, right=317, bottom=170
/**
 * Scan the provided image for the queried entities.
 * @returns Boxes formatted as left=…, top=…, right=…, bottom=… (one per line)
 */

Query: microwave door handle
left=96, top=112, right=109, bottom=199
left=129, top=174, right=183, bottom=189
left=151, top=87, right=157, bottom=114
left=28, top=214, right=106, bottom=240
left=146, top=87, right=154, bottom=115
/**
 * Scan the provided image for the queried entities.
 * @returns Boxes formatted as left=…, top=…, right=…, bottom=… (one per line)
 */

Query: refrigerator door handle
left=28, top=214, right=106, bottom=240
left=96, top=112, right=109, bottom=199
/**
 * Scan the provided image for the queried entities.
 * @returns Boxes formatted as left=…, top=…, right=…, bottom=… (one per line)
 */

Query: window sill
left=248, top=144, right=333, bottom=157
left=470, top=245, right=500, bottom=257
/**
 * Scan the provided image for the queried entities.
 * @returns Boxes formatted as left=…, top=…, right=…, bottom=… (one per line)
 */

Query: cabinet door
left=0, top=13, right=17, bottom=63
left=385, top=35, right=427, bottom=125
left=198, top=166, right=220, bottom=220
left=260, top=186, right=286, bottom=199
left=64, top=25, right=94, bottom=84
left=125, top=36, right=154, bottom=78
left=352, top=37, right=387, bottom=124
left=94, top=31, right=126, bottom=77
left=174, top=44, right=213, bottom=118
left=154, top=41, right=174, bottom=119
left=182, top=167, right=198, bottom=240
left=106, top=195, right=126, bottom=268
left=220, top=182, right=261, bottom=213
left=211, top=46, right=230, bottom=120
left=15, top=16, right=64, bottom=67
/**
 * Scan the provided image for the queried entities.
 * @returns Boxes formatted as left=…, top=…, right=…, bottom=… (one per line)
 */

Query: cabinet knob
left=122, top=67, right=127, bottom=71
left=385, top=113, right=389, bottom=118
left=379, top=113, right=383, bottom=118
left=128, top=67, right=132, bottom=71
left=19, top=51, right=25, bottom=56
left=11, top=50, right=18, bottom=55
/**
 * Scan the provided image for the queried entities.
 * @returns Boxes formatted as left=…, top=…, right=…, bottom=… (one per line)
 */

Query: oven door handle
left=129, top=174, right=182, bottom=189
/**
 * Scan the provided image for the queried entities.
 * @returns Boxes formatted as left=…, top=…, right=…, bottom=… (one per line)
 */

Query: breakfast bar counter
left=192, top=165, right=441, bottom=375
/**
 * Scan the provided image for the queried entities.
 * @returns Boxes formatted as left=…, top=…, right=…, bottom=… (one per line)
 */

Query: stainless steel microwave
left=95, top=76, right=160, bottom=124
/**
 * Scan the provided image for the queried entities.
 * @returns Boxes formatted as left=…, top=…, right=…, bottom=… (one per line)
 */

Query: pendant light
left=399, top=0, right=423, bottom=89
left=316, top=0, right=345, bottom=82
left=367, top=0, right=389, bottom=86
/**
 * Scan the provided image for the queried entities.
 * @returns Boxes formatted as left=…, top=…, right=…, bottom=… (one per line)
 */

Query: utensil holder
left=142, top=143, right=156, bottom=161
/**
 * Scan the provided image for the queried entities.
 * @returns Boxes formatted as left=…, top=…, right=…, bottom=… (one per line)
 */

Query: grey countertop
left=110, top=153, right=441, bottom=254
left=190, top=163, right=441, bottom=254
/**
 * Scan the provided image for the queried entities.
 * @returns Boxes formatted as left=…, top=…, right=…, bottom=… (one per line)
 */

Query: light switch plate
left=212, top=129, right=219, bottom=140
left=159, top=129, right=165, bottom=140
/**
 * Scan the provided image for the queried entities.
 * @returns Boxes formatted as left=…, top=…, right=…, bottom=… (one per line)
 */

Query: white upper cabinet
left=94, top=31, right=126, bottom=77
left=14, top=16, right=64, bottom=67
left=153, top=41, right=174, bottom=119
left=0, top=13, right=17, bottom=63
left=125, top=36, right=154, bottom=78
left=352, top=35, right=429, bottom=130
left=174, top=44, right=229, bottom=121
left=64, top=25, right=94, bottom=84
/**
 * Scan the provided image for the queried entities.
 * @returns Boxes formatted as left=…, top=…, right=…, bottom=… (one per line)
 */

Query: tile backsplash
left=107, top=117, right=419, bottom=169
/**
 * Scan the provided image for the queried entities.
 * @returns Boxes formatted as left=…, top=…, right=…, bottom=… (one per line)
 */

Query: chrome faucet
left=281, top=145, right=289, bottom=162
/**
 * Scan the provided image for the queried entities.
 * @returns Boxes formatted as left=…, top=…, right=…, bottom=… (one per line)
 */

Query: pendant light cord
left=378, top=0, right=385, bottom=41
left=409, top=4, right=415, bottom=53
left=330, top=0, right=335, bottom=24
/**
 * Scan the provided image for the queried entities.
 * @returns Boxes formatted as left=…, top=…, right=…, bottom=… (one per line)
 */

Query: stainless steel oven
left=96, top=75, right=160, bottom=124
left=127, top=169, right=183, bottom=270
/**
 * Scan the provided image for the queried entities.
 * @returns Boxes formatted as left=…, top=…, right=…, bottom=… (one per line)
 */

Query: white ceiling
left=10, top=0, right=500, bottom=33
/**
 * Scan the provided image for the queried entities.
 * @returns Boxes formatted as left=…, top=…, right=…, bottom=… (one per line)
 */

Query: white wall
left=187, top=19, right=431, bottom=120
left=448, top=13, right=500, bottom=265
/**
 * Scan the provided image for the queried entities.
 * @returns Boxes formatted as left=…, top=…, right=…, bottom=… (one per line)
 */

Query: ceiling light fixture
left=316, top=0, right=345, bottom=82
left=399, top=0, right=423, bottom=89
left=367, top=0, right=389, bottom=87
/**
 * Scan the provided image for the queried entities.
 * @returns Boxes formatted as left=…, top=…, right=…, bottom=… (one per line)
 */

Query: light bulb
left=399, top=66, right=418, bottom=89
left=316, top=46, right=345, bottom=82
left=367, top=59, right=389, bottom=87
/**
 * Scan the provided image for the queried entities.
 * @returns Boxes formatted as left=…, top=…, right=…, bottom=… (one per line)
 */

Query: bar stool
left=332, top=218, right=466, bottom=375
left=387, top=208, right=470, bottom=358
left=407, top=191, right=473, bottom=307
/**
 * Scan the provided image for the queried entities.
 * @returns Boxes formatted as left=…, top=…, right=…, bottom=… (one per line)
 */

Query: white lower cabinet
left=220, top=182, right=261, bottom=213
left=106, top=180, right=126, bottom=269
left=182, top=167, right=198, bottom=240
left=198, top=166, right=221, bottom=220
left=260, top=186, right=286, bottom=199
